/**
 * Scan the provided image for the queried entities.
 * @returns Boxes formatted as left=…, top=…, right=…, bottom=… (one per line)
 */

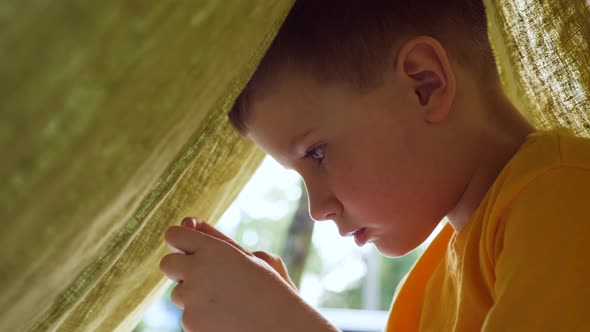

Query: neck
left=446, top=90, right=536, bottom=233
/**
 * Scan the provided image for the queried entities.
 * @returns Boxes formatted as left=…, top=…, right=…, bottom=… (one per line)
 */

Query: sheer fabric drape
left=0, top=1, right=588, bottom=331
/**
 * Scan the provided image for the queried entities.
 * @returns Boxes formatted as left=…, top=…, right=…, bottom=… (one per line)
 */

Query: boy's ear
left=396, top=36, right=456, bottom=123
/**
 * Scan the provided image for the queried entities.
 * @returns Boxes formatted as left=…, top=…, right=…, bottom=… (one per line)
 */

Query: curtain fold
left=485, top=0, right=590, bottom=136
left=0, top=1, right=588, bottom=331
left=0, top=2, right=293, bottom=331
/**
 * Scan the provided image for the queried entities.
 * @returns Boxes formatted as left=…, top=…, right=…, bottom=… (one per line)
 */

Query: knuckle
left=181, top=310, right=196, bottom=332
left=159, top=256, right=167, bottom=271
left=164, top=226, right=184, bottom=242
left=159, top=254, right=171, bottom=272
left=170, top=285, right=184, bottom=309
left=163, top=227, right=175, bottom=243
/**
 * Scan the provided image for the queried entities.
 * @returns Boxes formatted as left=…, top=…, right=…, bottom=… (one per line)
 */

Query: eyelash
left=304, top=144, right=327, bottom=165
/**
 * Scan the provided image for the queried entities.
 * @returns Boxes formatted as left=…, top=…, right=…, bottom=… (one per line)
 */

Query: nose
left=304, top=180, right=342, bottom=222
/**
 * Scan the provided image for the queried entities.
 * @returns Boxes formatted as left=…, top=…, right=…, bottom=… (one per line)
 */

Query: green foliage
left=302, top=245, right=323, bottom=275
left=320, top=281, right=364, bottom=309
left=235, top=211, right=294, bottom=253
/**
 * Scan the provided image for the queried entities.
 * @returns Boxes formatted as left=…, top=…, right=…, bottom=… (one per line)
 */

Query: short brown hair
left=229, top=0, right=497, bottom=135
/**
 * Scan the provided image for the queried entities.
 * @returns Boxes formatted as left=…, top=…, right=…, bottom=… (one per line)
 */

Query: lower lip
left=354, top=227, right=368, bottom=247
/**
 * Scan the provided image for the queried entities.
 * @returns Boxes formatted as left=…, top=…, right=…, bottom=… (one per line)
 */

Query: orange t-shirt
left=386, top=128, right=590, bottom=331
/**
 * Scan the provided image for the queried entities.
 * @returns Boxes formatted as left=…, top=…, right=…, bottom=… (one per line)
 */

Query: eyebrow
left=288, top=128, right=315, bottom=156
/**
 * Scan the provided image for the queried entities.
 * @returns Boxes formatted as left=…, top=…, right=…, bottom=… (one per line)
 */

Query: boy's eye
left=304, top=144, right=326, bottom=165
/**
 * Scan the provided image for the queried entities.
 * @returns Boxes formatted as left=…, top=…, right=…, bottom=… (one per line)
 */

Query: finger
left=159, top=252, right=191, bottom=282
left=181, top=308, right=199, bottom=332
left=181, top=217, right=251, bottom=256
left=165, top=226, right=202, bottom=254
left=166, top=241, right=185, bottom=254
left=170, top=282, right=186, bottom=309
left=166, top=225, right=231, bottom=255
left=252, top=251, right=298, bottom=291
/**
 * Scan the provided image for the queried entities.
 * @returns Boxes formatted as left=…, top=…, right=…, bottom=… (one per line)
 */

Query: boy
left=159, top=1, right=590, bottom=331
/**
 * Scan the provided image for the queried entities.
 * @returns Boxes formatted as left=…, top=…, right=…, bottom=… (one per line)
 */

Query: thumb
left=180, top=217, right=251, bottom=256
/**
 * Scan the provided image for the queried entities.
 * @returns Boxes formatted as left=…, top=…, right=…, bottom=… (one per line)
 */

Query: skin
left=160, top=36, right=536, bottom=331
left=246, top=36, right=536, bottom=257
left=161, top=218, right=339, bottom=332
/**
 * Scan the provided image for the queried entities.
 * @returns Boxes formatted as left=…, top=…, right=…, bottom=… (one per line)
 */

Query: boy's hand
left=173, top=217, right=298, bottom=291
left=159, top=218, right=307, bottom=332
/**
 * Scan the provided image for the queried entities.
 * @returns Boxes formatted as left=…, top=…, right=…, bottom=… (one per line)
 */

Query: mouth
left=340, top=227, right=364, bottom=237
left=340, top=227, right=369, bottom=246
left=353, top=227, right=368, bottom=247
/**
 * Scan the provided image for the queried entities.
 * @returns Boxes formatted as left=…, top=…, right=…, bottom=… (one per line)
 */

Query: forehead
left=247, top=67, right=363, bottom=123
left=245, top=79, right=316, bottom=162
left=244, top=71, right=348, bottom=162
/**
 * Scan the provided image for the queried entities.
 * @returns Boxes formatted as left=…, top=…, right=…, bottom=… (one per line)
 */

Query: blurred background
left=134, top=156, right=443, bottom=332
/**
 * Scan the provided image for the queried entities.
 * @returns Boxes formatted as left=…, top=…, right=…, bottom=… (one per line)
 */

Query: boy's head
left=229, top=0, right=503, bottom=256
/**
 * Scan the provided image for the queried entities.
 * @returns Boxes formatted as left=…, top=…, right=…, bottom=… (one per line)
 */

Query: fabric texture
left=486, top=0, right=590, bottom=134
left=0, top=0, right=589, bottom=331
left=0, top=2, right=293, bottom=331
left=386, top=129, right=590, bottom=331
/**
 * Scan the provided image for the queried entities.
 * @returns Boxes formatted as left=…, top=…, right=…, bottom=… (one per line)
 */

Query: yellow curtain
left=0, top=2, right=294, bottom=331
left=485, top=0, right=590, bottom=136
left=0, top=1, right=588, bottom=331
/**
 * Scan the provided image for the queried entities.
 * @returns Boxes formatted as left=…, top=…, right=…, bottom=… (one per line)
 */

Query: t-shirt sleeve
left=482, top=166, right=590, bottom=331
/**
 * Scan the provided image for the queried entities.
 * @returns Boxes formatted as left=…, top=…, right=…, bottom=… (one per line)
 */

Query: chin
left=374, top=240, right=420, bottom=258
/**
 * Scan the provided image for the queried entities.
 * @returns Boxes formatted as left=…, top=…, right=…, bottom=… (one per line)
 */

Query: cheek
left=329, top=128, right=447, bottom=223
left=331, top=154, right=444, bottom=227
left=330, top=164, right=400, bottom=219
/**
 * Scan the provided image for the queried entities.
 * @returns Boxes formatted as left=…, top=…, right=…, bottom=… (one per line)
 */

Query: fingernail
left=181, top=217, right=197, bottom=228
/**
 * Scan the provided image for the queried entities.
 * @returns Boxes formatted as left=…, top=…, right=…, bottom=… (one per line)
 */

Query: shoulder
left=500, top=128, right=590, bottom=218
left=480, top=129, right=590, bottom=331
left=502, top=165, right=590, bottom=243
left=487, top=128, right=590, bottom=219
left=498, top=130, right=590, bottom=258
left=555, top=128, right=590, bottom=167
left=479, top=129, right=590, bottom=260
